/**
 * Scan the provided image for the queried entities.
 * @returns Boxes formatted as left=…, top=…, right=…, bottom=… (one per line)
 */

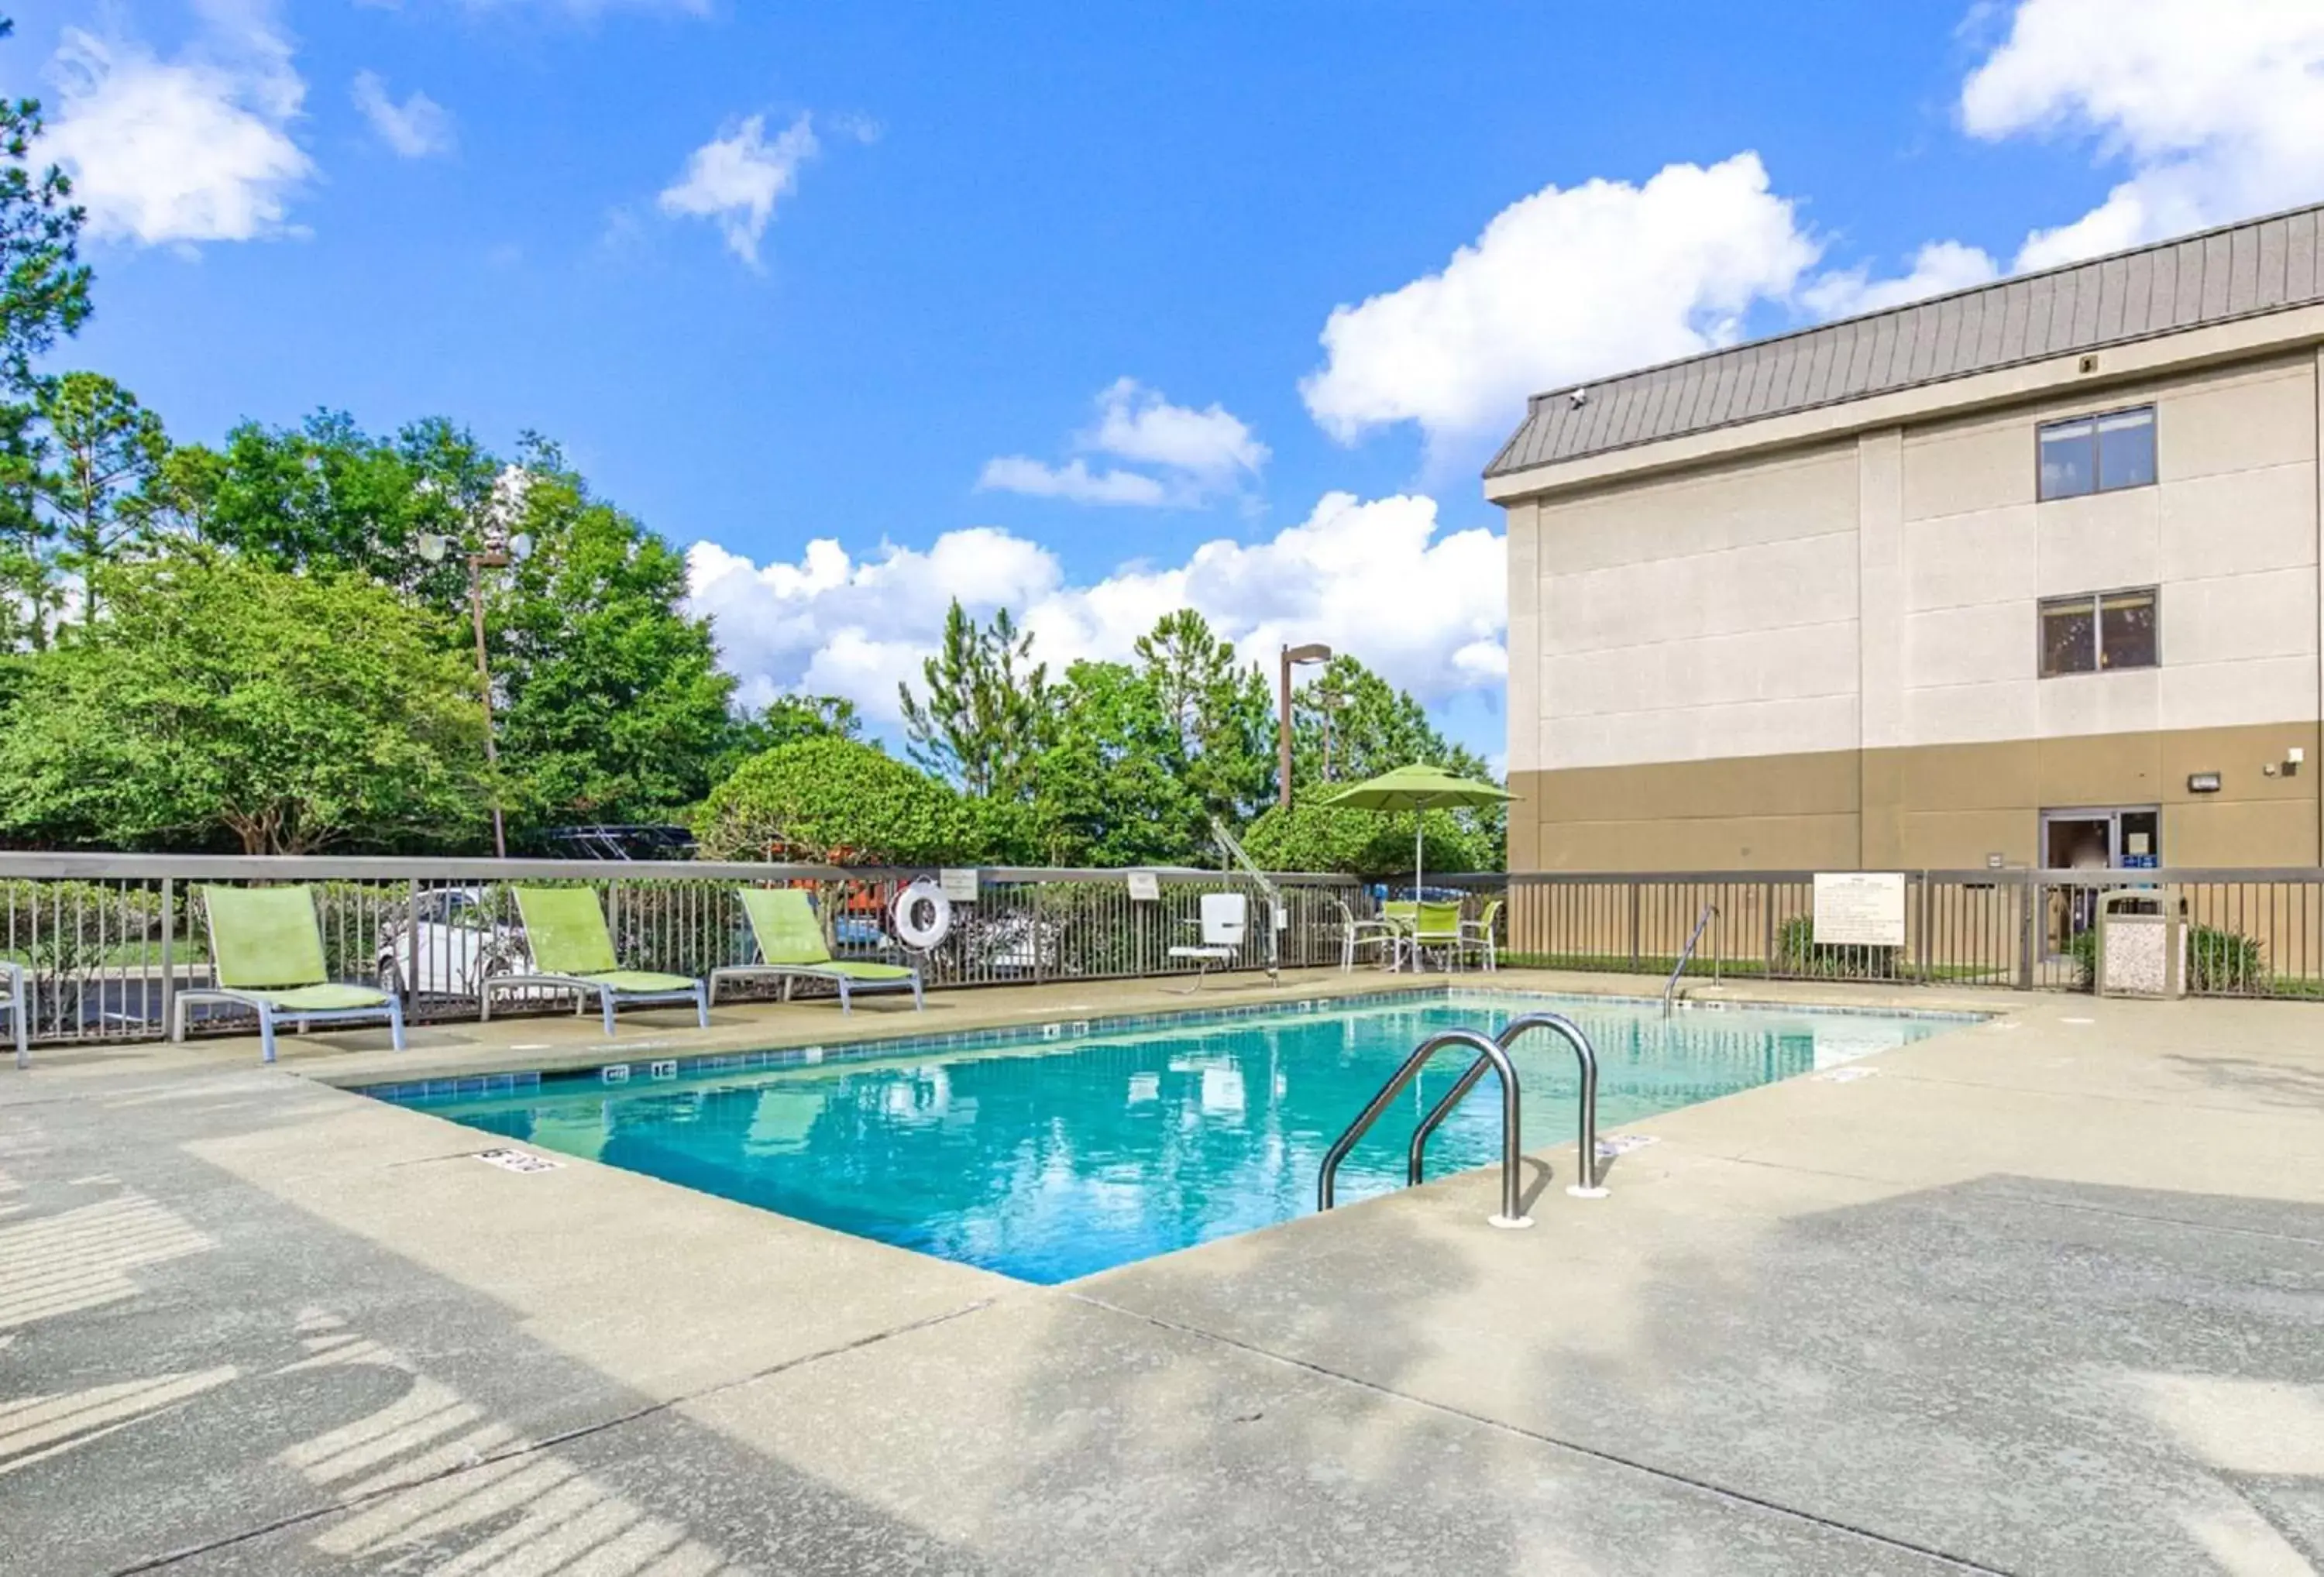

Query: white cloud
left=42, top=9, right=314, bottom=246
left=1299, top=153, right=1820, bottom=453
left=658, top=112, right=819, bottom=266
left=979, top=379, right=1267, bottom=509
left=1801, top=239, right=2002, bottom=319
left=1961, top=0, right=2324, bottom=270
left=686, top=492, right=1503, bottom=724
left=352, top=70, right=454, bottom=158
left=1085, top=378, right=1267, bottom=482
left=974, top=457, right=1171, bottom=507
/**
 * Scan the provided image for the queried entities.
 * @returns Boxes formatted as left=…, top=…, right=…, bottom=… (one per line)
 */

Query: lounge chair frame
left=172, top=986, right=407, bottom=1066
left=707, top=889, right=923, bottom=1013
left=173, top=885, right=407, bottom=1064
left=480, top=888, right=710, bottom=1038
left=480, top=971, right=708, bottom=1036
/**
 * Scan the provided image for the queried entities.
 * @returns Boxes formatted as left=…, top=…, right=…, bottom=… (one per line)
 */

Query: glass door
left=2040, top=806, right=2161, bottom=954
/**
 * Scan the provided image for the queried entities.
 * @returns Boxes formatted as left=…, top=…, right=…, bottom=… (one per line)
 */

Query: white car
left=376, top=887, right=531, bottom=999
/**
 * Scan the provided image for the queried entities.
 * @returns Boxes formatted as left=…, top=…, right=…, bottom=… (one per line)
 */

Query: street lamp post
left=418, top=486, right=531, bottom=859
left=1277, top=642, right=1332, bottom=809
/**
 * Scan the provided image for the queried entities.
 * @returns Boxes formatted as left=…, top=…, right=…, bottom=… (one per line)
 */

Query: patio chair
left=1329, top=896, right=1401, bottom=973
left=481, top=887, right=709, bottom=1037
left=1380, top=900, right=1419, bottom=971
left=709, top=888, right=924, bottom=1013
left=5, top=960, right=27, bottom=1070
left=1408, top=901, right=1466, bottom=971
left=1167, top=892, right=1247, bottom=991
left=174, top=886, right=406, bottom=1065
left=1456, top=898, right=1504, bottom=972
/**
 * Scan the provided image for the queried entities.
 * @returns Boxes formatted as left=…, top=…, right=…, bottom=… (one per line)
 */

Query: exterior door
left=2040, top=806, right=2161, bottom=953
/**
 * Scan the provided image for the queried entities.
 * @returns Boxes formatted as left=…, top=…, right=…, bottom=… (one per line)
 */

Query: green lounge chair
left=710, top=888, right=923, bottom=1012
left=482, top=887, right=709, bottom=1036
left=174, top=886, right=406, bottom=1064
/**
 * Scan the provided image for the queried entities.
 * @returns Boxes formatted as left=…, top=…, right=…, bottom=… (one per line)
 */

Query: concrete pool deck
left=4, top=970, right=2321, bottom=1573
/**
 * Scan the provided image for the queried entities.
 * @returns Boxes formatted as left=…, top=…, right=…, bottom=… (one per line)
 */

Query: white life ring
left=891, top=880, right=954, bottom=951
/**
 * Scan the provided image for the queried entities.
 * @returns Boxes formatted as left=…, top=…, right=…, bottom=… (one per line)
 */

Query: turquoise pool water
left=376, top=992, right=1965, bottom=1283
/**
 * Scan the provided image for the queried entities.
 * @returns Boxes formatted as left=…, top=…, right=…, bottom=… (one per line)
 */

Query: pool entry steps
left=1318, top=1010, right=1606, bottom=1228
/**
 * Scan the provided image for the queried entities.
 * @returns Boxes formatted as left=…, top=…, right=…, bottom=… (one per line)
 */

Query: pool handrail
left=1316, top=1026, right=1532, bottom=1228
left=1661, top=901, right=1720, bottom=1016
left=1406, top=1011, right=1606, bottom=1201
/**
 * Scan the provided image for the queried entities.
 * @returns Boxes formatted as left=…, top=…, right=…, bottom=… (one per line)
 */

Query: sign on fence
left=1812, top=872, right=1906, bottom=947
left=939, top=868, right=981, bottom=903
left=1126, top=871, right=1160, bottom=902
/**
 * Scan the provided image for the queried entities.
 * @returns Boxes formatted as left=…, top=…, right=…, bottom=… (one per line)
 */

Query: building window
left=2038, top=405, right=2156, bottom=500
left=2040, top=587, right=2159, bottom=676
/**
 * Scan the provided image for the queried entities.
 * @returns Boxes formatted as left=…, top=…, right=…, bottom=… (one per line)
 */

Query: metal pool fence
left=6, top=855, right=2317, bottom=1049
left=1432, top=868, right=2324, bottom=1001
left=0, top=854, right=1369, bottom=1048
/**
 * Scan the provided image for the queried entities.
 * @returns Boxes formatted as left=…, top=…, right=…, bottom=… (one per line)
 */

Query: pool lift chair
left=1167, top=892, right=1249, bottom=992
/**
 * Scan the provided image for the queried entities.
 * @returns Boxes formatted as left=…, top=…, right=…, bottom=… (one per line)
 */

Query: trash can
left=2095, top=890, right=2184, bottom=998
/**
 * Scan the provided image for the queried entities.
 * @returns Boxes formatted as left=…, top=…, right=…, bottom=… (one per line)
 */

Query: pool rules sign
left=1812, top=873, right=1906, bottom=948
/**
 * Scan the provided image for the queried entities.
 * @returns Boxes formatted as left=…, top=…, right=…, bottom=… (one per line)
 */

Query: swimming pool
left=371, top=991, right=1969, bottom=1283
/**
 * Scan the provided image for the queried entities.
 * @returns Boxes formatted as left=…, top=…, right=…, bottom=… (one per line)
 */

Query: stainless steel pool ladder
left=1315, top=1012, right=1607, bottom=1230
left=1661, top=902, right=1720, bottom=1017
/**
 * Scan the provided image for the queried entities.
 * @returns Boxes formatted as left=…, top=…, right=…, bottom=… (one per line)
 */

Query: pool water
left=378, top=993, right=1963, bottom=1283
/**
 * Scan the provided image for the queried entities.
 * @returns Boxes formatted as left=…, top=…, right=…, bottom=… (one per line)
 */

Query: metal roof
left=1485, top=202, right=2324, bottom=479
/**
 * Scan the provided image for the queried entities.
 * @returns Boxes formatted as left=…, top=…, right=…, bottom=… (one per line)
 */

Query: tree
left=1291, top=654, right=1503, bottom=865
left=694, top=736, right=971, bottom=864
left=0, top=17, right=93, bottom=649
left=714, top=692, right=860, bottom=780
left=487, top=438, right=735, bottom=828
left=0, top=19, right=90, bottom=394
left=1030, top=660, right=1207, bottom=867
left=0, top=553, right=491, bottom=854
left=36, top=372, right=167, bottom=623
left=186, top=411, right=496, bottom=601
left=181, top=419, right=735, bottom=832
left=1239, top=796, right=1493, bottom=878
left=899, top=600, right=1055, bottom=799
left=1133, top=609, right=1272, bottom=823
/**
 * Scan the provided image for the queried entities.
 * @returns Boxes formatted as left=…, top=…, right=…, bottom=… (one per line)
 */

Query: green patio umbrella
left=1317, top=763, right=1513, bottom=895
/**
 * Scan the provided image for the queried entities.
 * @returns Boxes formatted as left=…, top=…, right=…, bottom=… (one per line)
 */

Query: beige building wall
left=1507, top=339, right=2324, bottom=871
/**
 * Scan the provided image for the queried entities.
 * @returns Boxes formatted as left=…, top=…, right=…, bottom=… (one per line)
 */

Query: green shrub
left=2189, top=924, right=2265, bottom=992
left=2071, top=919, right=2263, bottom=993
left=695, top=737, right=975, bottom=864
left=1773, top=915, right=1900, bottom=981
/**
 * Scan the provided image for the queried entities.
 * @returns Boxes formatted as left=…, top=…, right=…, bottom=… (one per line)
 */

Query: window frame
left=2037, top=585, right=2161, bottom=679
left=2036, top=403, right=2157, bottom=502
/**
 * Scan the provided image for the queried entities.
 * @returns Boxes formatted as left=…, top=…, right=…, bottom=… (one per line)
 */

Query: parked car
left=376, top=887, right=531, bottom=998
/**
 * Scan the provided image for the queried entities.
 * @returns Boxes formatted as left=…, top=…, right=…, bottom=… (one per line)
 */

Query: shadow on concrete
left=2160, top=1050, right=2324, bottom=1109
left=0, top=1081, right=992, bottom=1576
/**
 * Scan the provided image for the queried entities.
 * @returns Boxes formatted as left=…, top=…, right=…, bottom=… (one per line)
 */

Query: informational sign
left=1126, top=870, right=1161, bottom=902
left=1812, top=872, right=1906, bottom=948
left=939, top=867, right=981, bottom=903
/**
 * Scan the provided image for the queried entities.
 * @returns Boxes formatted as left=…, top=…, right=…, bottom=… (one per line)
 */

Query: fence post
left=1916, top=871, right=1931, bottom=981
left=2017, top=871, right=2037, bottom=991
left=158, top=876, right=175, bottom=1042
left=1628, top=883, right=1641, bottom=974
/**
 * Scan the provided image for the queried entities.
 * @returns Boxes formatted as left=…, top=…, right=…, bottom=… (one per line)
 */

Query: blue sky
left=5, top=0, right=2319, bottom=764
